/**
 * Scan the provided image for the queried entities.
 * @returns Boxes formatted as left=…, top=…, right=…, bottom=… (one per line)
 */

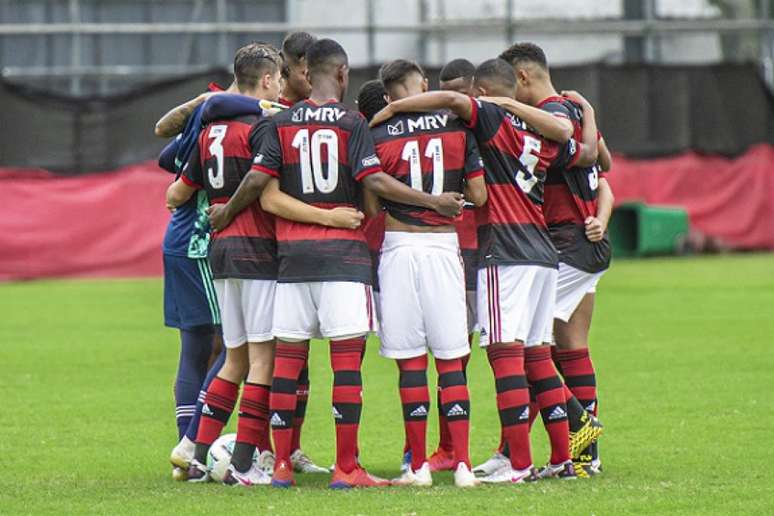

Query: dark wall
left=1, top=63, right=772, bottom=174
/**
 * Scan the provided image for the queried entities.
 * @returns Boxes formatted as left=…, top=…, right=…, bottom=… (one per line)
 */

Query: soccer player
left=372, top=59, right=487, bottom=488
left=370, top=58, right=599, bottom=483
left=425, top=57, right=479, bottom=473
left=250, top=39, right=464, bottom=489
left=166, top=43, right=363, bottom=485
left=499, top=42, right=613, bottom=476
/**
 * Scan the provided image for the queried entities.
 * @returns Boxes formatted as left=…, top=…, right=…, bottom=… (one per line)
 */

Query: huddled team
left=157, top=31, right=614, bottom=489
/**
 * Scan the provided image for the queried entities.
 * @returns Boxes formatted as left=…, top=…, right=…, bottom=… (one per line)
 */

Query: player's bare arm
left=362, top=188, right=382, bottom=219
left=369, top=91, right=473, bottom=128
left=478, top=96, right=573, bottom=143
left=598, top=137, right=613, bottom=172
left=206, top=171, right=271, bottom=231
left=362, top=171, right=464, bottom=218
left=165, top=179, right=197, bottom=212
left=260, top=179, right=365, bottom=229
left=561, top=90, right=599, bottom=166
left=586, top=177, right=614, bottom=242
left=463, top=175, right=487, bottom=207
left=154, top=92, right=218, bottom=138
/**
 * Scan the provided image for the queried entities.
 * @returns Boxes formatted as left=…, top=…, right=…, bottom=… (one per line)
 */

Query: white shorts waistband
left=382, top=231, right=460, bottom=252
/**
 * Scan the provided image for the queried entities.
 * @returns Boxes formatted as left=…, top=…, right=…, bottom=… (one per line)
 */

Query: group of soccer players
left=157, top=30, right=614, bottom=489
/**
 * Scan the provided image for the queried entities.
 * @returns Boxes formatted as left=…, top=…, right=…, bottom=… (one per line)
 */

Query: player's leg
left=187, top=278, right=248, bottom=482
left=320, top=282, right=388, bottom=489
left=224, top=279, right=277, bottom=486
left=392, top=355, right=432, bottom=486
left=174, top=326, right=213, bottom=438
left=476, top=265, right=537, bottom=483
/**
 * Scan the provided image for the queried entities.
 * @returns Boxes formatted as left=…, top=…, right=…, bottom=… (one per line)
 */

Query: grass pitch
left=2, top=254, right=773, bottom=515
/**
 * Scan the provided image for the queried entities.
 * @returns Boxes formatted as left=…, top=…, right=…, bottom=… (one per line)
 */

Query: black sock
left=231, top=442, right=255, bottom=473
left=194, top=443, right=210, bottom=464
left=566, top=394, right=588, bottom=433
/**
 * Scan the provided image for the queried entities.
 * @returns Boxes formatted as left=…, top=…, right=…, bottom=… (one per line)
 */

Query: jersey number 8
left=292, top=128, right=339, bottom=194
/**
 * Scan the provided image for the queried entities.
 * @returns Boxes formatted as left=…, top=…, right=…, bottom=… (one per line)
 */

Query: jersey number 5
left=516, top=135, right=541, bottom=194
left=207, top=125, right=228, bottom=189
left=401, top=137, right=445, bottom=195
left=292, top=128, right=339, bottom=194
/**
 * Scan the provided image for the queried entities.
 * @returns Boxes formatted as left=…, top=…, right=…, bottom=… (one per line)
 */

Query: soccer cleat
left=271, top=460, right=295, bottom=488
left=572, top=452, right=600, bottom=478
left=392, top=462, right=432, bottom=487
left=222, top=464, right=272, bottom=486
left=256, top=450, right=275, bottom=475
left=171, top=466, right=188, bottom=481
left=400, top=450, right=412, bottom=473
left=569, top=412, right=604, bottom=459
left=186, top=459, right=210, bottom=483
left=170, top=436, right=195, bottom=470
left=537, top=460, right=578, bottom=480
left=427, top=448, right=456, bottom=472
left=472, top=451, right=510, bottom=478
left=291, top=449, right=330, bottom=474
left=453, top=463, right=480, bottom=488
left=479, top=464, right=537, bottom=484
left=329, top=466, right=390, bottom=489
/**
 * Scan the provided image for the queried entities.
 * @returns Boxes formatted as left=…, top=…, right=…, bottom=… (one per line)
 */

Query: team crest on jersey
left=292, top=109, right=304, bottom=123
left=253, top=154, right=263, bottom=164
left=387, top=120, right=405, bottom=136
left=362, top=154, right=380, bottom=168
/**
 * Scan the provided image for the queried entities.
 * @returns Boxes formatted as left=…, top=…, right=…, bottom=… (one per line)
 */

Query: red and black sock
left=555, top=348, right=598, bottom=415
left=269, top=343, right=309, bottom=465
left=437, top=352, right=470, bottom=453
left=398, top=355, right=430, bottom=471
left=291, top=364, right=309, bottom=453
left=487, top=344, right=532, bottom=470
left=330, top=337, right=366, bottom=474
left=526, top=346, right=570, bottom=465
left=231, top=382, right=270, bottom=473
left=436, top=357, right=471, bottom=468
left=194, top=376, right=239, bottom=463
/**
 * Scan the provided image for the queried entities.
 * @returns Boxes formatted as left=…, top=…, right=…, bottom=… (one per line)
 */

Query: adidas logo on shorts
left=447, top=404, right=467, bottom=417
left=202, top=404, right=214, bottom=416
left=410, top=405, right=428, bottom=417
left=332, top=406, right=343, bottom=419
left=548, top=406, right=567, bottom=420
left=518, top=407, right=530, bottom=420
left=270, top=413, right=286, bottom=427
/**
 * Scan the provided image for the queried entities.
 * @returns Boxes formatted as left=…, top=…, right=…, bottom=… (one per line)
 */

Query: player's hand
left=324, top=207, right=365, bottom=229
left=585, top=216, right=605, bottom=242
left=166, top=201, right=177, bottom=213
left=207, top=204, right=233, bottom=232
left=432, top=192, right=465, bottom=218
left=368, top=105, right=394, bottom=128
left=561, top=90, right=591, bottom=110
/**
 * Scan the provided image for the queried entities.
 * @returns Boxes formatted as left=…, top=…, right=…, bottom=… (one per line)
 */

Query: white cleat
left=453, top=463, right=480, bottom=488
left=472, top=451, right=510, bottom=478
left=291, top=449, right=330, bottom=474
left=222, top=464, right=272, bottom=486
left=256, top=450, right=275, bottom=475
left=479, top=465, right=537, bottom=484
left=170, top=436, right=195, bottom=470
left=391, top=462, right=433, bottom=487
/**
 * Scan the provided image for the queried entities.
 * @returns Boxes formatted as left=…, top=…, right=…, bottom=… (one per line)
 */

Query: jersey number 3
left=206, top=125, right=228, bottom=189
left=292, top=128, right=339, bottom=194
left=401, top=137, right=445, bottom=195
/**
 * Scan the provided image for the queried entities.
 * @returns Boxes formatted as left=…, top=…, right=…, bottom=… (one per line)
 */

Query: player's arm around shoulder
left=369, top=91, right=473, bottom=128
left=155, top=92, right=218, bottom=138
left=464, top=175, right=487, bottom=207
left=259, top=179, right=364, bottom=229
left=479, top=96, right=572, bottom=143
left=560, top=91, right=598, bottom=167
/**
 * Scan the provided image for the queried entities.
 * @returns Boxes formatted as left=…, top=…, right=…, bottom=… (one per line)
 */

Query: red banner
left=1, top=144, right=773, bottom=280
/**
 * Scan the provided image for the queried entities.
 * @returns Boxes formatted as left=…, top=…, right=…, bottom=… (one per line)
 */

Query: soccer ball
left=207, top=433, right=237, bottom=482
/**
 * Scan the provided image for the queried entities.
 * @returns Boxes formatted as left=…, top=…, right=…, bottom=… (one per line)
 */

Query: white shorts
left=213, top=278, right=276, bottom=348
left=378, top=232, right=469, bottom=360
left=477, top=264, right=558, bottom=348
left=554, top=263, right=605, bottom=322
left=272, top=281, right=376, bottom=341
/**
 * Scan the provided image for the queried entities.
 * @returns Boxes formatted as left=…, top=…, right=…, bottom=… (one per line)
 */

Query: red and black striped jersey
left=540, top=96, right=611, bottom=273
left=370, top=111, right=484, bottom=226
left=181, top=114, right=277, bottom=280
left=251, top=99, right=382, bottom=284
left=455, top=206, right=478, bottom=290
left=465, top=97, right=583, bottom=269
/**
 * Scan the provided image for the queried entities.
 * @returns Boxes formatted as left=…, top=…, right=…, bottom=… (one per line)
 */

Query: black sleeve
left=251, top=119, right=282, bottom=178
left=541, top=100, right=573, bottom=121
left=248, top=117, right=270, bottom=156
left=465, top=97, right=505, bottom=142
left=463, top=129, right=485, bottom=179
left=181, top=143, right=204, bottom=188
left=348, top=115, right=383, bottom=181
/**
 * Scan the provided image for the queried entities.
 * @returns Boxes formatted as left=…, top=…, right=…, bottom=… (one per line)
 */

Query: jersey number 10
left=292, top=128, right=340, bottom=194
left=401, top=137, right=445, bottom=195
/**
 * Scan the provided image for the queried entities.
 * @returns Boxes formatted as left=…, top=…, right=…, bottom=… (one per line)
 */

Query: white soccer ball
left=207, top=433, right=237, bottom=482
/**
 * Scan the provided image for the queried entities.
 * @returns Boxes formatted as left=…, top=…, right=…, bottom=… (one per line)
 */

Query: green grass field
left=2, top=254, right=773, bottom=515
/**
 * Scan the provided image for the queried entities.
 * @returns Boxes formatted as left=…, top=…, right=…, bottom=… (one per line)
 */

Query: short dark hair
left=282, top=31, right=316, bottom=63
left=379, top=59, right=425, bottom=94
left=499, top=42, right=548, bottom=70
left=305, top=38, right=348, bottom=78
left=439, top=58, right=475, bottom=82
left=356, top=80, right=387, bottom=122
left=474, top=58, right=517, bottom=88
left=233, top=42, right=282, bottom=90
